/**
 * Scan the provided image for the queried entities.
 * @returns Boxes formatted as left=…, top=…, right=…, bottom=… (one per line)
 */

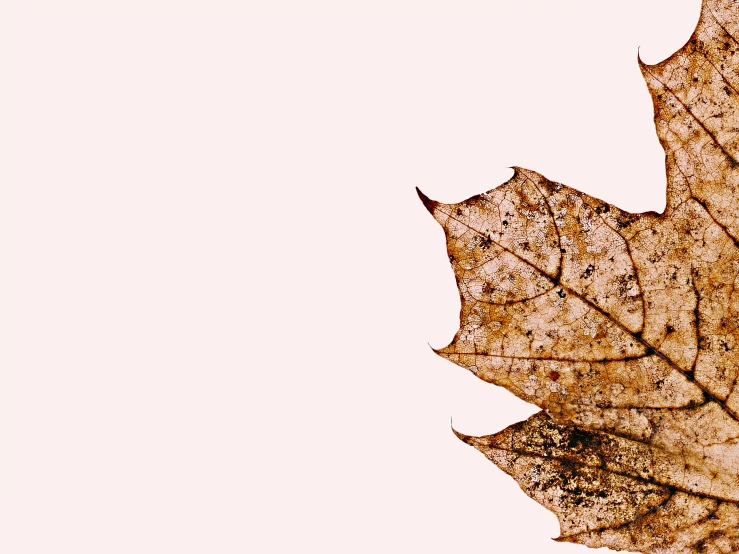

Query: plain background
left=0, top=0, right=704, bottom=552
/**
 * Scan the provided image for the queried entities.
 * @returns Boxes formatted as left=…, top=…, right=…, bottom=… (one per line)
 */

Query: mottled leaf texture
left=420, top=2, right=739, bottom=553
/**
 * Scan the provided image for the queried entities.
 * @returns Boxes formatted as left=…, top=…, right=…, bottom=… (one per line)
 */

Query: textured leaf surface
left=421, top=1, right=739, bottom=552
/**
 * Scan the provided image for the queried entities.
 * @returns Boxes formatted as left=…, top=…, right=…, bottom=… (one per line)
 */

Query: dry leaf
left=420, top=1, right=739, bottom=552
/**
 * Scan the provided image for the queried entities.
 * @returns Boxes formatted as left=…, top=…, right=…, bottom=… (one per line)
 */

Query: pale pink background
left=1, top=1, right=702, bottom=552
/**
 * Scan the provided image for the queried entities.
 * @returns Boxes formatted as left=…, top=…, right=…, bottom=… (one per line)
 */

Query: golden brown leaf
left=421, top=1, right=739, bottom=552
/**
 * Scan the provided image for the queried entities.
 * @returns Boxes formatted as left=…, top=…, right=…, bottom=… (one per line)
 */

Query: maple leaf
left=420, top=1, right=739, bottom=552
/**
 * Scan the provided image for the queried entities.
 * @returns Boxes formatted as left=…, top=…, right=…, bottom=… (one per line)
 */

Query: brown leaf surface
left=420, top=1, right=739, bottom=552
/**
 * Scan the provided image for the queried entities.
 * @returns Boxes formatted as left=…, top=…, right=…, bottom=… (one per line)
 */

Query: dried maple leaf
left=420, top=1, right=739, bottom=552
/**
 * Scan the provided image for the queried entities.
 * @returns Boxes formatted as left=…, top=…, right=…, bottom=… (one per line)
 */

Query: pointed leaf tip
left=636, top=45, right=651, bottom=70
left=416, top=187, right=438, bottom=214
left=451, top=425, right=470, bottom=443
left=426, top=342, right=442, bottom=356
left=451, top=425, right=487, bottom=449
